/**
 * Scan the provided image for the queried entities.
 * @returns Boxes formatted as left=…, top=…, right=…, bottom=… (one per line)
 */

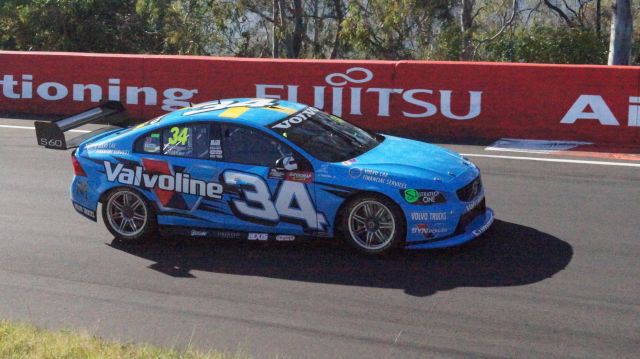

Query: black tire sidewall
left=102, top=187, right=157, bottom=241
left=341, top=194, right=405, bottom=255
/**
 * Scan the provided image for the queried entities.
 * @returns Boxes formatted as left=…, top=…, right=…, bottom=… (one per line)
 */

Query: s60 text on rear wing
left=35, top=101, right=129, bottom=150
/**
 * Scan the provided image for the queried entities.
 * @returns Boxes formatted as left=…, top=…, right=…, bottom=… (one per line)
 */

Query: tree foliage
left=0, top=0, right=636, bottom=65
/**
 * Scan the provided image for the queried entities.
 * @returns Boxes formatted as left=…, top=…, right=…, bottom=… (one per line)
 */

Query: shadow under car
left=109, top=219, right=573, bottom=297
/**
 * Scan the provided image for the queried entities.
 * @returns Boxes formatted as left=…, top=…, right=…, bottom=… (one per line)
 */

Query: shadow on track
left=109, top=219, right=572, bottom=296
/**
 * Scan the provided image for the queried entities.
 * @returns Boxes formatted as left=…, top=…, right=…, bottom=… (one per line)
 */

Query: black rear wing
left=35, top=101, right=129, bottom=150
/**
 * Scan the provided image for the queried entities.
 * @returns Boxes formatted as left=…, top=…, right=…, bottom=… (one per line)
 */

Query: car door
left=216, top=123, right=328, bottom=238
left=133, top=122, right=228, bottom=230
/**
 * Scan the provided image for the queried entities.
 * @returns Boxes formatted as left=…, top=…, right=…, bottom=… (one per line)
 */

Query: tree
left=0, top=0, right=636, bottom=65
left=458, top=0, right=519, bottom=61
left=0, top=0, right=153, bottom=53
left=608, top=0, right=633, bottom=64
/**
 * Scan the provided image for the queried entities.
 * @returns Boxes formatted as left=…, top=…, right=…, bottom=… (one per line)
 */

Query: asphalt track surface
left=0, top=118, right=638, bottom=358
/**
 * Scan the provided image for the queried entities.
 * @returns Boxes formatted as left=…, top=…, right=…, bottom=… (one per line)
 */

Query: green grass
left=0, top=321, right=250, bottom=359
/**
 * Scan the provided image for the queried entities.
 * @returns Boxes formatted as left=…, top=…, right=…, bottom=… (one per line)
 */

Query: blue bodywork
left=70, top=98, right=494, bottom=249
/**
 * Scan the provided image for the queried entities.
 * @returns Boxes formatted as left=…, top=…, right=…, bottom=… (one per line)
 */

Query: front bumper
left=405, top=208, right=494, bottom=250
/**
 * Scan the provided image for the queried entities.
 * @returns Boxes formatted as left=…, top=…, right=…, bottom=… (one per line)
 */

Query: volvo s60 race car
left=35, top=98, right=494, bottom=254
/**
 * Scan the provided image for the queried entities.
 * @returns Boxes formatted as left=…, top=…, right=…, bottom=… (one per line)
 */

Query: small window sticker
left=209, top=139, right=223, bottom=159
left=143, top=132, right=161, bottom=153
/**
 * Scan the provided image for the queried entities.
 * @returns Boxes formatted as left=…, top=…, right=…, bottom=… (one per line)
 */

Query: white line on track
left=461, top=153, right=640, bottom=168
left=0, top=124, right=637, bottom=167
left=0, top=124, right=90, bottom=133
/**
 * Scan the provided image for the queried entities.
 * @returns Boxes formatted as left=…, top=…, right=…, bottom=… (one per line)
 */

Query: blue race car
left=35, top=98, right=494, bottom=254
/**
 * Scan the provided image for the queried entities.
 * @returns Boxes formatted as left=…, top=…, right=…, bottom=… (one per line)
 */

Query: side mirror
left=275, top=156, right=298, bottom=171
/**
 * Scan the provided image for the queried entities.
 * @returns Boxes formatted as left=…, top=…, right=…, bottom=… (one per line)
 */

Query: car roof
left=156, top=98, right=307, bottom=127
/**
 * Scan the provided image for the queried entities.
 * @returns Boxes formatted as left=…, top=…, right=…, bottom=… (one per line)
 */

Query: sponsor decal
left=104, top=161, right=223, bottom=200
left=91, top=149, right=132, bottom=156
left=269, top=169, right=313, bottom=183
left=268, top=168, right=285, bottom=180
left=210, top=230, right=243, bottom=239
left=355, top=169, right=408, bottom=189
left=404, top=189, right=420, bottom=203
left=0, top=74, right=197, bottom=111
left=270, top=107, right=319, bottom=130
left=385, top=179, right=407, bottom=189
left=348, top=167, right=362, bottom=178
left=402, top=189, right=446, bottom=205
left=363, top=168, right=388, bottom=178
left=256, top=67, right=482, bottom=120
left=465, top=195, right=484, bottom=212
left=282, top=156, right=298, bottom=171
left=411, top=223, right=449, bottom=239
left=410, top=212, right=447, bottom=221
left=88, top=141, right=132, bottom=156
left=190, top=229, right=208, bottom=237
left=316, top=164, right=335, bottom=179
left=209, top=139, right=223, bottom=159
left=73, top=202, right=96, bottom=220
left=472, top=212, right=494, bottom=236
left=144, top=137, right=160, bottom=153
left=87, top=142, right=117, bottom=150
left=285, top=171, right=313, bottom=183
left=275, top=235, right=295, bottom=241
left=561, top=94, right=640, bottom=127
left=248, top=233, right=268, bottom=241
left=224, top=170, right=328, bottom=231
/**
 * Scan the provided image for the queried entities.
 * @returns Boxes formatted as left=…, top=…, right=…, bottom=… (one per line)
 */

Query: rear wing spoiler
left=35, top=101, right=129, bottom=150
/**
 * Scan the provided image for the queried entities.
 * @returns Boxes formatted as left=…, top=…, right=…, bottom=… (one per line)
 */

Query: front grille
left=453, top=198, right=486, bottom=235
left=457, top=176, right=482, bottom=202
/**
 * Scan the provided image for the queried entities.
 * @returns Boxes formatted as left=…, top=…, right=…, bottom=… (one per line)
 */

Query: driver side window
left=221, top=124, right=293, bottom=166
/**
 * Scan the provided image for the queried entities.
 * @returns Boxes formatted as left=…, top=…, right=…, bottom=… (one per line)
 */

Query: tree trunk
left=290, top=0, right=304, bottom=58
left=596, top=0, right=601, bottom=38
left=272, top=0, right=280, bottom=58
left=460, top=0, right=475, bottom=61
left=608, top=0, right=633, bottom=65
left=330, top=0, right=343, bottom=59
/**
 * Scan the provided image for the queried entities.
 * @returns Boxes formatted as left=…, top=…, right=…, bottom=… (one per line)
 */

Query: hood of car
left=346, top=135, right=474, bottom=183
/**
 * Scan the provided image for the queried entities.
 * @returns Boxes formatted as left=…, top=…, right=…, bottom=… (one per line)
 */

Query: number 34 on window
left=168, top=127, right=189, bottom=146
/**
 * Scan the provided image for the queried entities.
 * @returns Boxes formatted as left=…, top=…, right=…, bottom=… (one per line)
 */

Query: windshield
left=267, top=107, right=382, bottom=162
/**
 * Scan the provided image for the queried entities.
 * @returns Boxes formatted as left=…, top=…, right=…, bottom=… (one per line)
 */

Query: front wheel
left=341, top=195, right=405, bottom=255
left=102, top=188, right=157, bottom=241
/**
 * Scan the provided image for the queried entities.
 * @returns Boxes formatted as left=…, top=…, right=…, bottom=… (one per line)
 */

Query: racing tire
left=102, top=188, right=157, bottom=241
left=341, top=194, right=405, bottom=255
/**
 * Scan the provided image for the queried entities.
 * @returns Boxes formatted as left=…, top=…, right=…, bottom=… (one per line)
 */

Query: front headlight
left=400, top=188, right=446, bottom=205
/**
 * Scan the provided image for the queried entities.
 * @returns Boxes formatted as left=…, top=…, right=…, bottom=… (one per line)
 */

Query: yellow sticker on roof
left=266, top=105, right=297, bottom=115
left=219, top=106, right=250, bottom=119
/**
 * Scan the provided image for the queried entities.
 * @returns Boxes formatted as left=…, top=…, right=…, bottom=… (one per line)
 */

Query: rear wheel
left=102, top=188, right=156, bottom=241
left=341, top=195, right=404, bottom=255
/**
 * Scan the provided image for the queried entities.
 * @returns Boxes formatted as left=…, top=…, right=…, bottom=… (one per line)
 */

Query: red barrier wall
left=1, top=51, right=639, bottom=145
